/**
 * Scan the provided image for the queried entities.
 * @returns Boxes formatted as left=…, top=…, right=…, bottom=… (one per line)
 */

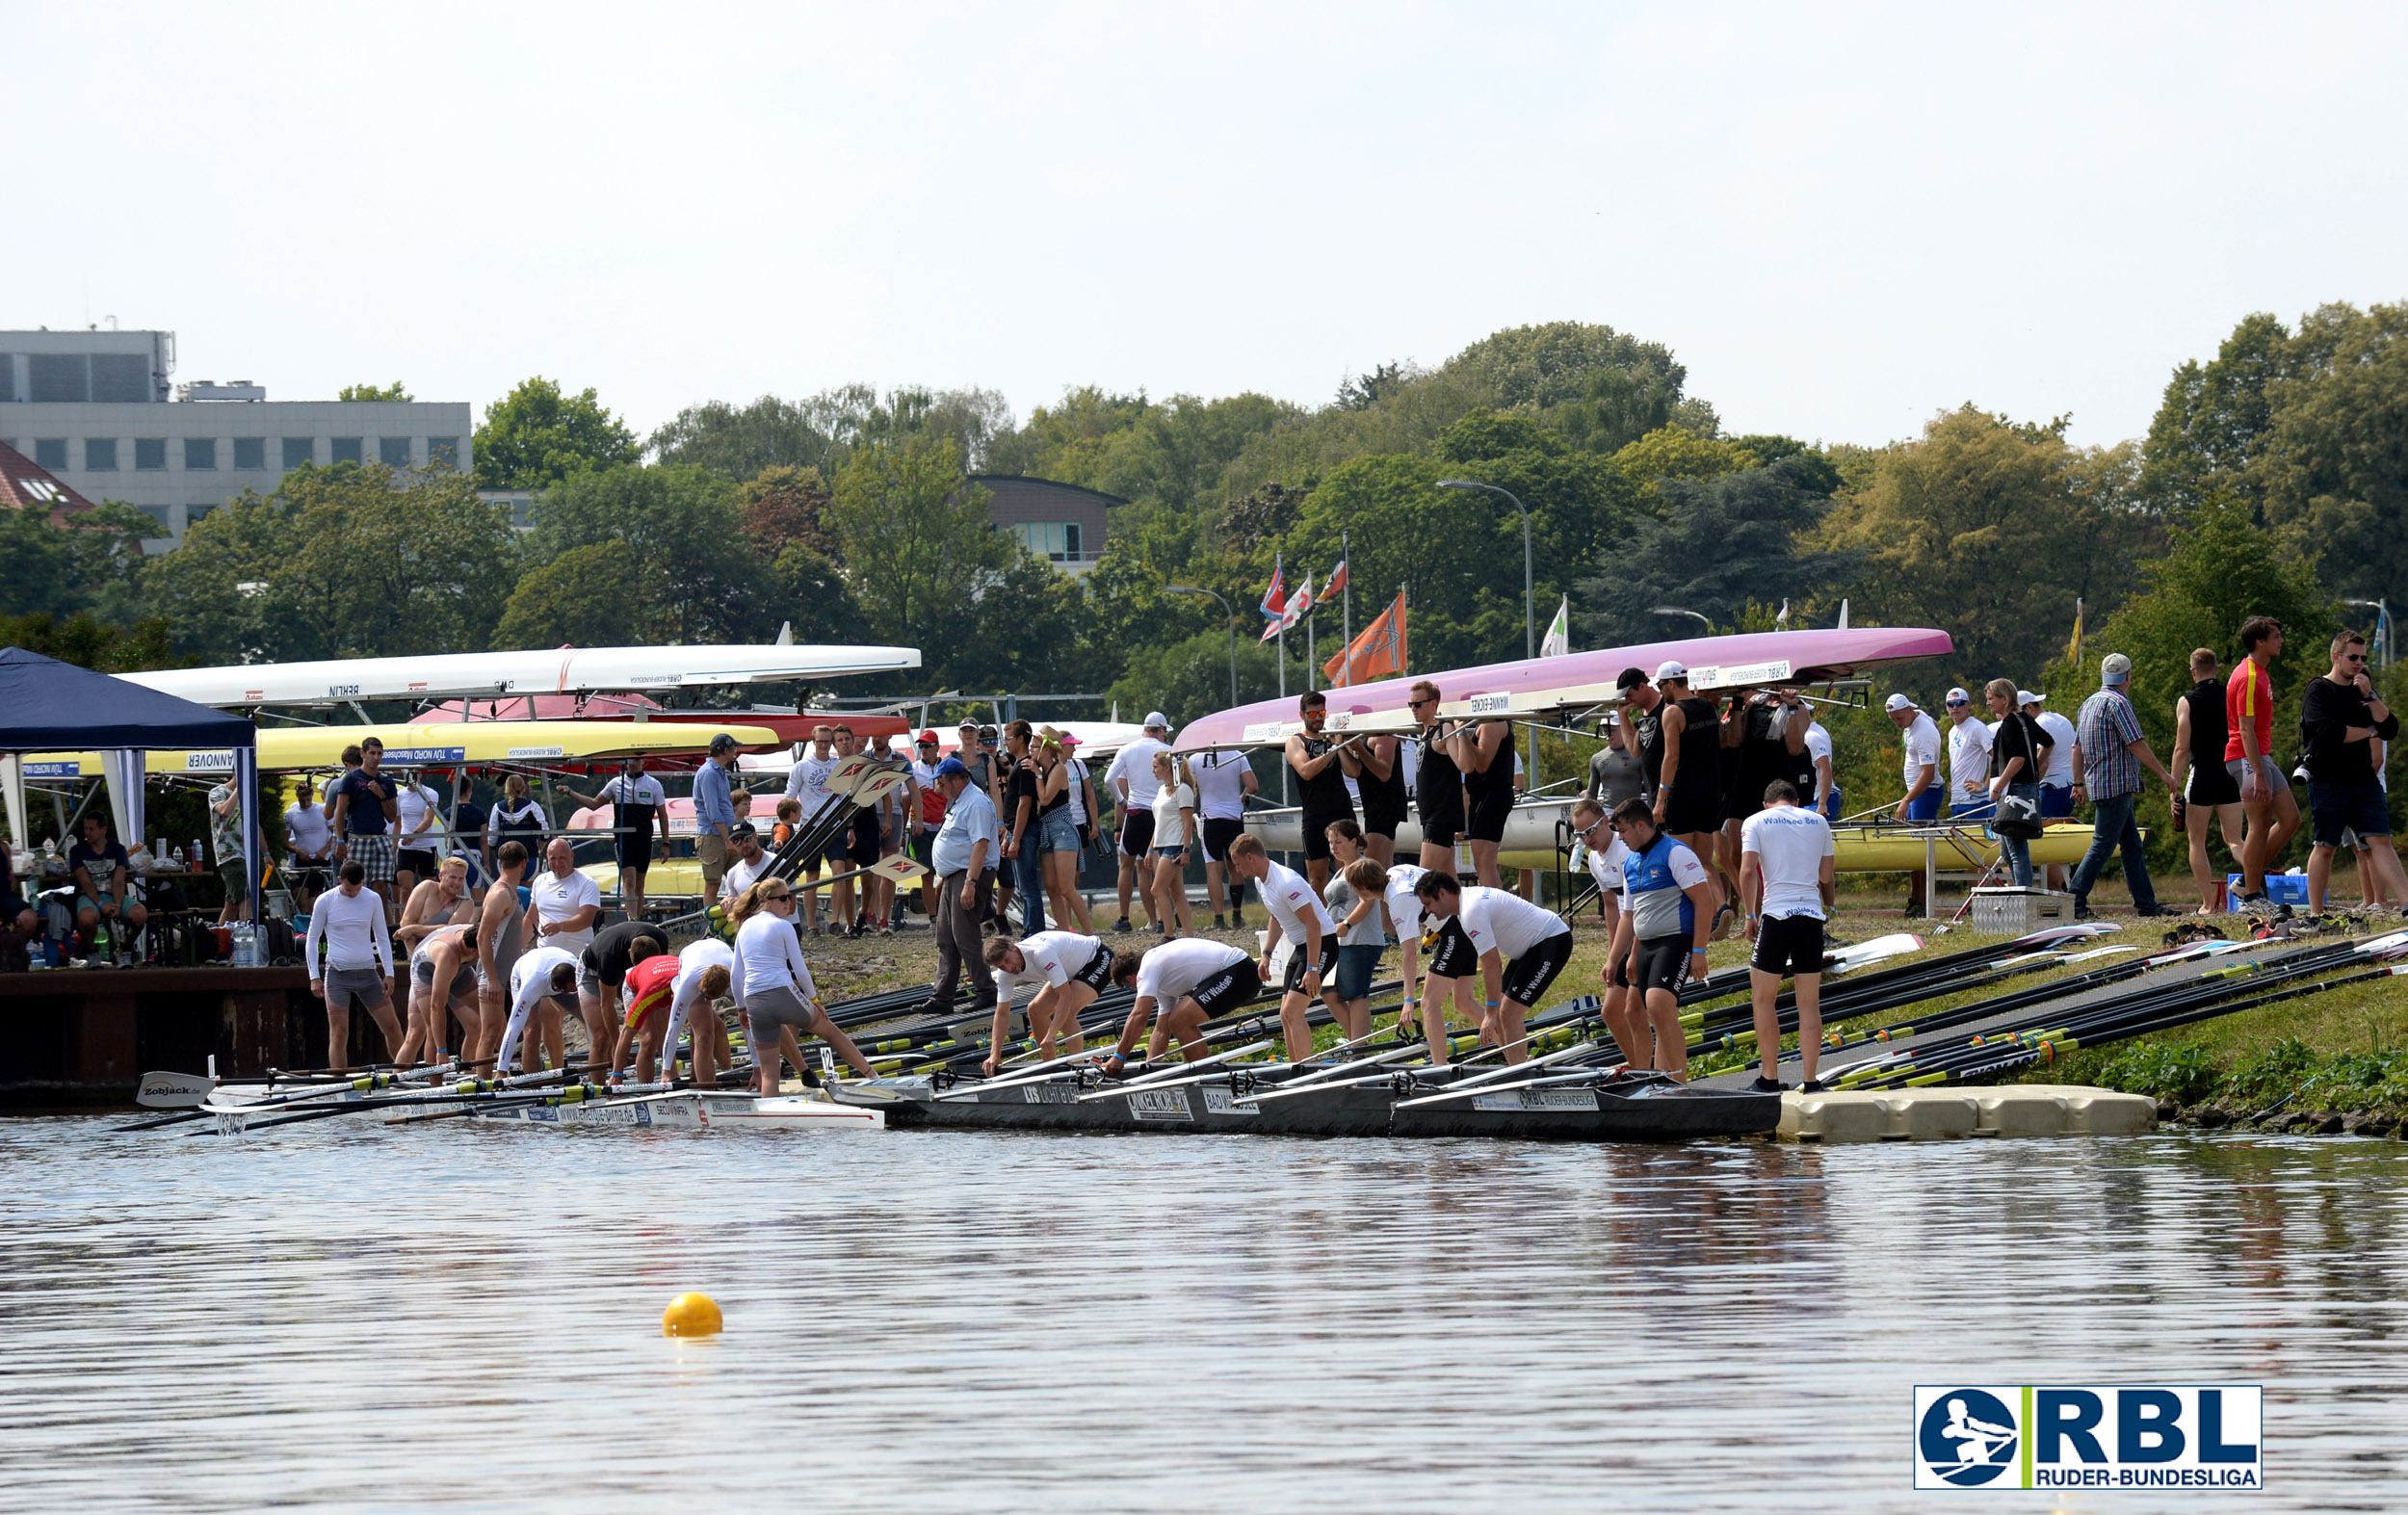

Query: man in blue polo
left=916, top=756, right=1000, bottom=1017
left=693, top=733, right=741, bottom=904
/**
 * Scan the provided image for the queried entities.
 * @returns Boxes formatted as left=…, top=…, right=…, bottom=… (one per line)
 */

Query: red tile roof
left=0, top=440, right=100, bottom=527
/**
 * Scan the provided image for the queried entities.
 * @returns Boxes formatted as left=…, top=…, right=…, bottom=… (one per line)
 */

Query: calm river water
left=0, top=1118, right=2401, bottom=1512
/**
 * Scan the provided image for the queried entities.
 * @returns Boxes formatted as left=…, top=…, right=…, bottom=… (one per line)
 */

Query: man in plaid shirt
left=2070, top=653, right=2178, bottom=918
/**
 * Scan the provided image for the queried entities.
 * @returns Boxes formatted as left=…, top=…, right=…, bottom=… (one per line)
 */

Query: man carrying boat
left=980, top=929, right=1112, bottom=1074
left=303, top=859, right=403, bottom=1072
left=1607, top=797, right=1716, bottom=1079
left=1224, top=833, right=1340, bottom=1062
left=1410, top=680, right=1467, bottom=876
left=561, top=758, right=671, bottom=923
left=1286, top=691, right=1363, bottom=891
left=1740, top=779, right=1836, bottom=1093
left=496, top=946, right=580, bottom=1076
left=1411, top=873, right=1573, bottom=1066
left=1885, top=692, right=1945, bottom=913
left=1099, top=937, right=1261, bottom=1072
left=1651, top=663, right=1728, bottom=931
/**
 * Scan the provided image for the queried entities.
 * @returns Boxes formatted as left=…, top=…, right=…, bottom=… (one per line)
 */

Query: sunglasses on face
left=1946, top=699, right=1969, bottom=707
left=1408, top=697, right=1434, bottom=708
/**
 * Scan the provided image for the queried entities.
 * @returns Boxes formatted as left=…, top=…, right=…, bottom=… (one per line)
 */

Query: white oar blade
left=1827, top=932, right=1923, bottom=971
left=136, top=1071, right=215, bottom=1110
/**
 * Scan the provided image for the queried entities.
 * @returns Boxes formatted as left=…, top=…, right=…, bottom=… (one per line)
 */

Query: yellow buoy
left=662, top=1293, right=723, bottom=1337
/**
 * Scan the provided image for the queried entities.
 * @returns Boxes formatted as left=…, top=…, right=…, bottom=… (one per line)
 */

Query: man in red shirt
left=2226, top=615, right=2302, bottom=915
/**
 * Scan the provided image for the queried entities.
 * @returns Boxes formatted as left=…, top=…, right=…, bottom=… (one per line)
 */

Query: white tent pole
left=1, top=755, right=24, bottom=849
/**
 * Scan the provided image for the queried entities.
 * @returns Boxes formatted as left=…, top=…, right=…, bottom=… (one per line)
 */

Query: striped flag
left=1259, top=566, right=1285, bottom=622
left=1317, top=560, right=1348, bottom=603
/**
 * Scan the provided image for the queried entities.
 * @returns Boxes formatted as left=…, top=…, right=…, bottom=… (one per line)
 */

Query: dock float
left=1780, top=1083, right=2156, bottom=1143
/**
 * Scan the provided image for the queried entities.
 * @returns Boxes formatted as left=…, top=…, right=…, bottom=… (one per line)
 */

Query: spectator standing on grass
left=915, top=757, right=999, bottom=1017
left=2301, top=631, right=2405, bottom=914
left=2170, top=650, right=2245, bottom=915
left=911, top=730, right=947, bottom=922
left=1001, top=720, right=1046, bottom=937
left=1983, top=678, right=2052, bottom=890
left=1148, top=749, right=1197, bottom=939
left=1034, top=728, right=1092, bottom=934
left=693, top=734, right=741, bottom=906
left=1943, top=688, right=1993, bottom=821
left=284, top=776, right=333, bottom=913
left=2025, top=692, right=2077, bottom=890
left=1884, top=692, right=1944, bottom=913
left=2227, top=616, right=2304, bottom=916
left=1107, top=713, right=1173, bottom=932
left=209, top=774, right=251, bottom=925
left=2069, top=654, right=2176, bottom=920
left=1190, top=744, right=1256, bottom=929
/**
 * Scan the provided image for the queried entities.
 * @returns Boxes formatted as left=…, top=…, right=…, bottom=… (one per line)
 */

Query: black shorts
left=1500, top=928, right=1573, bottom=1007
left=1187, top=956, right=1263, bottom=1018
left=1426, top=917, right=1477, bottom=979
left=1662, top=786, right=1723, bottom=838
left=1119, top=809, right=1156, bottom=857
left=1634, top=934, right=1696, bottom=997
left=850, top=810, right=882, bottom=867
left=1200, top=817, right=1245, bottom=863
left=1281, top=931, right=1339, bottom=993
left=1361, top=789, right=1408, bottom=839
left=1465, top=790, right=1513, bottom=845
left=2186, top=762, right=2241, bottom=807
left=1750, top=913, right=1825, bottom=978
left=615, top=833, right=655, bottom=872
left=1299, top=809, right=1352, bottom=862
left=1070, top=944, right=1116, bottom=995
left=397, top=848, right=438, bottom=879
left=1419, top=799, right=1462, bottom=850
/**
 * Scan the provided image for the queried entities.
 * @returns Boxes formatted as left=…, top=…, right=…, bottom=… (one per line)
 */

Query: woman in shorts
left=1034, top=729, right=1093, bottom=933
left=1320, top=820, right=1381, bottom=1041
left=1147, top=750, right=1196, bottom=939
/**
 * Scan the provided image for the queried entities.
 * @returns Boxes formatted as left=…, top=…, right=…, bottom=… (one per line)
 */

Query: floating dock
left=1779, top=1083, right=2157, bottom=1142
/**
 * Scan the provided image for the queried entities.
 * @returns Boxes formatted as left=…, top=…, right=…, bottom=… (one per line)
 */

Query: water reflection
left=0, top=1121, right=2400, bottom=1511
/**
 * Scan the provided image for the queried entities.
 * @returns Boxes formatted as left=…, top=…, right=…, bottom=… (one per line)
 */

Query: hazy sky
left=11, top=2, right=2401, bottom=450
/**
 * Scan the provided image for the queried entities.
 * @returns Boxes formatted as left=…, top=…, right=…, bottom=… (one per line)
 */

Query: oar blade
left=136, top=1071, right=215, bottom=1110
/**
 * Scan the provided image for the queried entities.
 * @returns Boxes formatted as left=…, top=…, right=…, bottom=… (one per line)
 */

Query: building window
left=330, top=437, right=363, bottom=465
left=136, top=438, right=168, bottom=471
left=426, top=436, right=459, bottom=465
left=232, top=437, right=266, bottom=470
left=86, top=438, right=118, bottom=471
left=34, top=439, right=67, bottom=471
left=90, top=353, right=151, bottom=403
left=1009, top=521, right=1085, bottom=561
left=184, top=437, right=217, bottom=470
left=282, top=437, right=316, bottom=470
left=379, top=436, right=411, bottom=468
left=29, top=354, right=87, bottom=403
left=187, top=502, right=216, bottom=526
left=138, top=505, right=170, bottom=533
left=0, top=357, right=14, bottom=404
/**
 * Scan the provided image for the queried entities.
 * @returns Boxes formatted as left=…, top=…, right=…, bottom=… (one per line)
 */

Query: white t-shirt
left=1189, top=750, right=1250, bottom=821
left=735, top=911, right=816, bottom=999
left=1900, top=713, right=1942, bottom=787
left=720, top=848, right=769, bottom=904
left=529, top=866, right=602, bottom=955
left=498, top=945, right=581, bottom=1071
left=1133, top=937, right=1249, bottom=1004
left=285, top=799, right=332, bottom=859
left=1107, top=737, right=1170, bottom=809
left=996, top=930, right=1104, bottom=1008
left=784, top=746, right=838, bottom=812
left=2036, top=711, right=2077, bottom=787
left=1803, top=721, right=1833, bottom=778
left=1948, top=717, right=1993, bottom=807
left=1150, top=781, right=1194, bottom=847
left=600, top=773, right=667, bottom=810
left=1381, top=862, right=1428, bottom=940
left=667, top=938, right=740, bottom=1042
left=1581, top=835, right=1632, bottom=894
left=1741, top=804, right=1836, bottom=921
left=1257, top=857, right=1338, bottom=941
left=396, top=782, right=445, bottom=849
left=1456, top=884, right=1571, bottom=961
left=1063, top=758, right=1092, bottom=825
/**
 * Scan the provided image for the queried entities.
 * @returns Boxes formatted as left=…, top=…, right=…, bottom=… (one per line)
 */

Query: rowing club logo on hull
left=1918, top=1389, right=2017, bottom=1485
left=1912, top=1384, right=2262, bottom=1491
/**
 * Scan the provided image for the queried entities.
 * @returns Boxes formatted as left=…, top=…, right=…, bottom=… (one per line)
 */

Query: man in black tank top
left=1409, top=679, right=1465, bottom=875
left=1355, top=733, right=1410, bottom=867
left=1285, top=691, right=1360, bottom=891
left=2173, top=646, right=2245, bottom=911
left=1616, top=667, right=1664, bottom=804
left=1650, top=662, right=1729, bottom=930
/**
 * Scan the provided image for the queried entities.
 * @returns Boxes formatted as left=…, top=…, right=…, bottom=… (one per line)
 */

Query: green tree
left=473, top=377, right=641, bottom=490
left=2252, top=300, right=2408, bottom=603
left=739, top=465, right=839, bottom=562
left=1575, top=460, right=1850, bottom=645
left=1610, top=425, right=1756, bottom=496
left=0, top=502, right=155, bottom=619
left=521, top=464, right=766, bottom=644
left=493, top=541, right=647, bottom=647
left=1446, top=320, right=1716, bottom=446
left=0, top=610, right=183, bottom=672
left=337, top=380, right=412, bottom=402
left=2141, top=311, right=2290, bottom=512
left=1107, top=628, right=1291, bottom=728
left=650, top=395, right=843, bottom=479
left=825, top=435, right=1011, bottom=654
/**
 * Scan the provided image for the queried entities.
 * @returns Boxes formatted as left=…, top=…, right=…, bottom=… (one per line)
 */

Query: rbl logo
left=1913, top=1385, right=2262, bottom=1491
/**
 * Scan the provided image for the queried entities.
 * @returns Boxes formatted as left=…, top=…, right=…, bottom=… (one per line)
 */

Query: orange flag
left=1323, top=590, right=1408, bottom=686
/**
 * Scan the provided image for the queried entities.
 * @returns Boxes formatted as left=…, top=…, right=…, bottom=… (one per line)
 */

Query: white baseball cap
left=1945, top=687, right=1970, bottom=704
left=1654, top=660, right=1687, bottom=681
left=2019, top=690, right=2044, bottom=706
left=1884, top=692, right=1916, bottom=713
left=1143, top=711, right=1169, bottom=731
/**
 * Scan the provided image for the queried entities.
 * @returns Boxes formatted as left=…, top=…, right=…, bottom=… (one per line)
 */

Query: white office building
left=0, top=329, right=472, bottom=550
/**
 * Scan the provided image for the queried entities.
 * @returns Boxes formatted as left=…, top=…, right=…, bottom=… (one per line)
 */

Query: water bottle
left=233, top=927, right=253, bottom=968
left=193, top=838, right=206, bottom=872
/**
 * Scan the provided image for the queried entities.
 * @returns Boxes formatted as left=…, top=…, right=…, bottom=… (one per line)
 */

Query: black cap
left=709, top=733, right=740, bottom=753
left=1615, top=666, right=1649, bottom=692
left=729, top=821, right=757, bottom=840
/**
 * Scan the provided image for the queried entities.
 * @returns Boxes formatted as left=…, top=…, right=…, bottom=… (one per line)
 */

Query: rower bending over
left=982, top=930, right=1112, bottom=1076
left=1340, top=859, right=1436, bottom=1056
left=402, top=921, right=479, bottom=1068
left=1224, top=834, right=1339, bottom=1062
left=496, top=947, right=580, bottom=1076
left=1412, top=874, right=1573, bottom=1066
left=617, top=938, right=733, bottom=1086
left=731, top=878, right=875, bottom=1093
left=581, top=919, right=669, bottom=1078
left=1099, top=938, right=1262, bottom=1073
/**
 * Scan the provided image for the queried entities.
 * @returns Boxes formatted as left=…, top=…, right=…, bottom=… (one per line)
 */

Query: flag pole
left=1275, top=549, right=1286, bottom=705
left=1340, top=531, right=1352, bottom=687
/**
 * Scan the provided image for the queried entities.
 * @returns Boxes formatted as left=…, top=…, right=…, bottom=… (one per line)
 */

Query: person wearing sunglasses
left=1941, top=687, right=1994, bottom=822
left=1408, top=680, right=1467, bottom=875
left=1568, top=796, right=1640, bottom=1064
left=2302, top=631, right=2405, bottom=914
left=729, top=878, right=875, bottom=1092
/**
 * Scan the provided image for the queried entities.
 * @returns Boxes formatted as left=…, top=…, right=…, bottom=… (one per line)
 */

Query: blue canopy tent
left=0, top=648, right=264, bottom=927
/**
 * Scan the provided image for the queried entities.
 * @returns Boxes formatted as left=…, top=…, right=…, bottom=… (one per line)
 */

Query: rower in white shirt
left=1412, top=873, right=1573, bottom=1065
left=1222, top=833, right=1339, bottom=1062
left=525, top=838, right=604, bottom=1074
left=979, top=929, right=1112, bottom=1074
left=496, top=946, right=579, bottom=1076
left=301, top=858, right=402, bottom=1072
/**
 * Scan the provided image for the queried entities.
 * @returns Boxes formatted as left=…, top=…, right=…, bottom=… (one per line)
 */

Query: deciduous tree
left=473, top=377, right=641, bottom=490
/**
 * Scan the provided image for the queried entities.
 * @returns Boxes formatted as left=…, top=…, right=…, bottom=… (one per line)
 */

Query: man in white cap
left=2025, top=690, right=2077, bottom=889
left=1106, top=712, right=1172, bottom=932
left=1942, top=687, right=1993, bottom=821
left=1885, top=692, right=1943, bottom=912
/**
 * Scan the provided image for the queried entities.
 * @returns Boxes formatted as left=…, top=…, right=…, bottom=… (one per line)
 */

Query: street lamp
left=2342, top=598, right=2392, bottom=671
left=1165, top=585, right=1240, bottom=705
left=1438, top=479, right=1533, bottom=659
left=1652, top=606, right=1713, bottom=630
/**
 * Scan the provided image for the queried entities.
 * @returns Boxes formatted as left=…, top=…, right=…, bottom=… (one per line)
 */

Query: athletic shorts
left=1901, top=789, right=1943, bottom=823
left=1751, top=912, right=1825, bottom=978
left=850, top=811, right=882, bottom=867
left=1465, top=790, right=1513, bottom=846
left=2310, top=780, right=2392, bottom=848
left=1200, top=817, right=1245, bottom=863
left=1069, top=943, right=1116, bottom=995
left=1361, top=791, right=1408, bottom=840
left=1818, top=788, right=1843, bottom=823
left=1299, top=810, right=1352, bottom=862
left=411, top=952, right=475, bottom=1003
left=1662, top=786, right=1723, bottom=837
left=615, top=832, right=655, bottom=873
left=1499, top=928, right=1573, bottom=1007
left=1426, top=916, right=1477, bottom=979
left=1186, top=956, right=1263, bottom=1019
left=822, top=835, right=853, bottom=870
left=1334, top=943, right=1382, bottom=1002
left=746, top=982, right=824, bottom=1039
left=1633, top=934, right=1696, bottom=997
left=322, top=965, right=389, bottom=1011
left=624, top=981, right=673, bottom=1032
left=1118, top=809, right=1156, bottom=857
left=1281, top=931, right=1339, bottom=993
left=2226, top=756, right=2290, bottom=796
left=345, top=832, right=396, bottom=883
left=397, top=848, right=438, bottom=880
left=2038, top=784, right=2076, bottom=819
left=1419, top=795, right=1463, bottom=850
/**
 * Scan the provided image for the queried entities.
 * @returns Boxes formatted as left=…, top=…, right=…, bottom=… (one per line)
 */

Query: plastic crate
left=2225, top=873, right=2311, bottom=911
left=1968, top=887, right=2072, bottom=935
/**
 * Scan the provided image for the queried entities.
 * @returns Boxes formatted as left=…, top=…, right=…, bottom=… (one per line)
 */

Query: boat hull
left=467, top=1091, right=884, bottom=1129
